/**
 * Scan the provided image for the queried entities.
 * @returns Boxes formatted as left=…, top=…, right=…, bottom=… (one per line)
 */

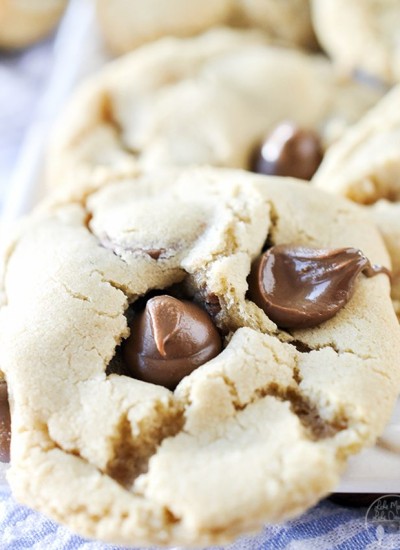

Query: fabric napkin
left=1, top=484, right=388, bottom=550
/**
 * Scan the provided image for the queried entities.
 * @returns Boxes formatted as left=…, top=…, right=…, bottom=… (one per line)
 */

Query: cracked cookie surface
left=313, top=86, right=400, bottom=318
left=311, top=0, right=400, bottom=84
left=46, top=28, right=382, bottom=195
left=1, top=167, right=399, bottom=546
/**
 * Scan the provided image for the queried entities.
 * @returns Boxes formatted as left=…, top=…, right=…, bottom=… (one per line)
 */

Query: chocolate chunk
left=252, top=122, right=323, bottom=180
left=0, top=381, right=11, bottom=463
left=122, top=295, right=222, bottom=390
left=248, top=245, right=390, bottom=328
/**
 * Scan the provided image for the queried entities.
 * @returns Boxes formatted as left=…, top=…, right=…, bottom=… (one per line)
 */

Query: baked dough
left=46, top=28, right=382, bottom=194
left=313, top=86, right=400, bottom=317
left=96, top=0, right=315, bottom=55
left=311, top=0, right=400, bottom=84
left=0, top=0, right=67, bottom=49
left=1, top=167, right=399, bottom=546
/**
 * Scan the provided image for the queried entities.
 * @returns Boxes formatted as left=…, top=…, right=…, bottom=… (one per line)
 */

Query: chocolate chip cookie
left=311, top=0, right=400, bottom=84
left=1, top=167, right=399, bottom=546
left=313, top=86, right=400, bottom=318
left=96, top=0, right=315, bottom=55
left=0, top=0, right=67, bottom=49
left=46, top=28, right=382, bottom=195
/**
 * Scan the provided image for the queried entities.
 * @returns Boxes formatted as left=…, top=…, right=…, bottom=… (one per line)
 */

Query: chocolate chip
left=122, top=295, right=222, bottom=390
left=248, top=245, right=389, bottom=328
left=194, top=288, right=222, bottom=318
left=0, top=381, right=11, bottom=463
left=251, top=123, right=323, bottom=180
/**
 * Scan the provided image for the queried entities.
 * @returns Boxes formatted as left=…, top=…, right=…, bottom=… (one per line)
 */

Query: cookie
left=313, top=86, right=400, bottom=317
left=46, top=28, right=382, bottom=194
left=1, top=167, right=399, bottom=546
left=311, top=0, right=400, bottom=84
left=237, top=0, right=315, bottom=49
left=96, top=0, right=315, bottom=55
left=96, top=0, right=233, bottom=55
left=0, top=0, right=67, bottom=49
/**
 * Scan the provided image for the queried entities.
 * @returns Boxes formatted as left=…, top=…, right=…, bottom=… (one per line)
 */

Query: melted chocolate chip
left=0, top=381, right=11, bottom=463
left=122, top=295, right=222, bottom=390
left=252, top=123, right=323, bottom=180
left=248, top=245, right=390, bottom=328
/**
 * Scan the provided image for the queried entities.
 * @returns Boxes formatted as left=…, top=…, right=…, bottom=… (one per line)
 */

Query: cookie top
left=313, top=86, right=400, bottom=316
left=237, top=0, right=315, bottom=48
left=46, top=28, right=382, bottom=194
left=0, top=0, right=67, bottom=49
left=311, top=0, right=400, bottom=84
left=1, top=167, right=399, bottom=546
left=96, top=0, right=233, bottom=54
left=96, top=0, right=315, bottom=55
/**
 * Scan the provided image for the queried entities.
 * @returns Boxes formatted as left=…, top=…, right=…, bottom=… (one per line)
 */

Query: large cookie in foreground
left=1, top=168, right=399, bottom=546
left=313, top=86, right=400, bottom=317
left=46, top=28, right=382, bottom=194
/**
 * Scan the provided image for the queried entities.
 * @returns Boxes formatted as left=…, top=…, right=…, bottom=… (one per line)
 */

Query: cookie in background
left=0, top=0, right=67, bottom=49
left=95, top=0, right=316, bottom=55
left=311, top=0, right=400, bottom=85
left=45, top=28, right=383, bottom=195
left=313, top=85, right=400, bottom=318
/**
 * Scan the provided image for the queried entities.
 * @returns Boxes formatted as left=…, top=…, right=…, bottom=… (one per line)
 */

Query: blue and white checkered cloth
left=0, top=5, right=399, bottom=550
left=1, top=484, right=393, bottom=549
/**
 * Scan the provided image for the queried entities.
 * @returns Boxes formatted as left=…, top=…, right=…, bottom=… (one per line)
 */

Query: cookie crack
left=205, top=365, right=347, bottom=441
left=51, top=277, right=126, bottom=322
left=89, top=268, right=134, bottom=299
left=106, top=401, right=184, bottom=489
left=100, top=92, right=137, bottom=158
left=291, top=339, right=373, bottom=359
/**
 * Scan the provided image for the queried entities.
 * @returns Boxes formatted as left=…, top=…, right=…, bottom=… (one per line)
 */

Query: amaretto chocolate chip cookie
left=96, top=0, right=315, bottom=55
left=313, top=86, right=400, bottom=317
left=311, top=0, right=400, bottom=84
left=1, top=167, right=399, bottom=546
left=0, top=0, right=67, bottom=49
left=47, top=28, right=382, bottom=195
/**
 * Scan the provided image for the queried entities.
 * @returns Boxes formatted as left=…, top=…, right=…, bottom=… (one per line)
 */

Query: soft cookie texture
left=46, top=28, right=382, bottom=194
left=96, top=0, right=315, bottom=55
left=0, top=0, right=67, bottom=49
left=96, top=0, right=233, bottom=55
left=237, top=0, right=315, bottom=48
left=313, top=86, right=400, bottom=317
left=311, top=0, right=400, bottom=84
left=1, top=168, right=399, bottom=546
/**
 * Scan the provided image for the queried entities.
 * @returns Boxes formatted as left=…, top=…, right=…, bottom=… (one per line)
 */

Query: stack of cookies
left=1, top=1, right=400, bottom=546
